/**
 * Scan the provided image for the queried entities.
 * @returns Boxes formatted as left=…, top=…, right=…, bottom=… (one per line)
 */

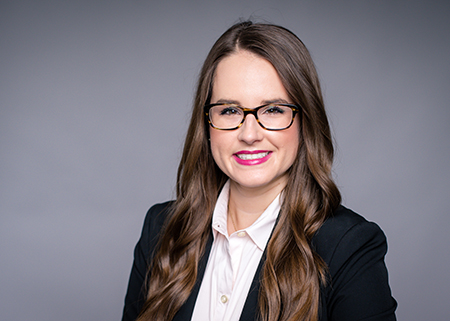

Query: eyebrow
left=214, top=98, right=290, bottom=106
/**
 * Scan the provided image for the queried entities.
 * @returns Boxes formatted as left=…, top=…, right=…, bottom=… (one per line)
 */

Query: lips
left=233, top=150, right=272, bottom=165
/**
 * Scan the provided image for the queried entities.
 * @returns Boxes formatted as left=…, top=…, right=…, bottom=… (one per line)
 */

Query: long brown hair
left=137, top=21, right=341, bottom=321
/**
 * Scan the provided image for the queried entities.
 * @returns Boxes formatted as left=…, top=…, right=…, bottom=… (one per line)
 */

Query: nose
left=237, top=114, right=264, bottom=144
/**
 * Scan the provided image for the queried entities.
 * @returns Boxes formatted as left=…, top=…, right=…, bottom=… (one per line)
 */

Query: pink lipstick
left=233, top=150, right=272, bottom=166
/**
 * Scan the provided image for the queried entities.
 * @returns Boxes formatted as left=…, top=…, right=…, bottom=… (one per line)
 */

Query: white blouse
left=191, top=180, right=280, bottom=321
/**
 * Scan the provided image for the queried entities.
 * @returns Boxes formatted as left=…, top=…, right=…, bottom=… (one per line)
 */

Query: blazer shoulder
left=312, top=206, right=397, bottom=320
left=139, top=200, right=175, bottom=254
left=143, top=200, right=174, bottom=228
left=121, top=200, right=175, bottom=321
left=311, top=205, right=387, bottom=267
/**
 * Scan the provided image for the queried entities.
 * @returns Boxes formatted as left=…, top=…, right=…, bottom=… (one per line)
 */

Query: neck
left=227, top=179, right=285, bottom=235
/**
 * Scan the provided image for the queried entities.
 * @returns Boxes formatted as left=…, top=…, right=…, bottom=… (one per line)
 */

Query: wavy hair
left=137, top=21, right=341, bottom=321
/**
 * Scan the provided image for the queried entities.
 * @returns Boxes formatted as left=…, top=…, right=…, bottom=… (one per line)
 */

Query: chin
left=231, top=175, right=285, bottom=190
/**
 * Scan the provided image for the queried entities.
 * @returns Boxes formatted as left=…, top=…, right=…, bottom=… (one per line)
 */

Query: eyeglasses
left=204, top=103, right=300, bottom=131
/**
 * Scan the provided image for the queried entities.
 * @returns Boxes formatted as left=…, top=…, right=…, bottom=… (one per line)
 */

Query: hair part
left=137, top=21, right=341, bottom=321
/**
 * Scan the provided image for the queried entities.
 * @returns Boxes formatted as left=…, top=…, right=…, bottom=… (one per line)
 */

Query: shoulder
left=142, top=200, right=174, bottom=230
left=139, top=200, right=174, bottom=254
left=312, top=206, right=397, bottom=319
left=121, top=201, right=175, bottom=320
left=311, top=205, right=388, bottom=275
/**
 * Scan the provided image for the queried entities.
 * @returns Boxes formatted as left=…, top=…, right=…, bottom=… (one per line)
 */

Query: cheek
left=282, top=137, right=299, bottom=162
left=209, top=130, right=227, bottom=165
left=281, top=124, right=300, bottom=163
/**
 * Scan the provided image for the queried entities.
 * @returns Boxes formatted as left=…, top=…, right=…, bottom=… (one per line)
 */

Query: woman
left=122, top=21, right=397, bottom=321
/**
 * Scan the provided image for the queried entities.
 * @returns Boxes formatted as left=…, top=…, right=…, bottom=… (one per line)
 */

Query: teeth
left=236, top=152, right=269, bottom=160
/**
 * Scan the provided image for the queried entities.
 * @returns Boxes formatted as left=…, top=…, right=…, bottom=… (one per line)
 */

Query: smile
left=235, top=152, right=270, bottom=160
left=233, top=151, right=272, bottom=166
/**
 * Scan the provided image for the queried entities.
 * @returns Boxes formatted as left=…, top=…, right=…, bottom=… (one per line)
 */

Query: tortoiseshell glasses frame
left=204, top=103, right=300, bottom=131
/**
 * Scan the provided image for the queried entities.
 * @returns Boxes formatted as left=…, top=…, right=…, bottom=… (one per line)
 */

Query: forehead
left=211, top=50, right=289, bottom=105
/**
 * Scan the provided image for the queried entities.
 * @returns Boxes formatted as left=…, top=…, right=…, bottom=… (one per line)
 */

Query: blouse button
left=220, top=295, right=228, bottom=303
left=237, top=231, right=246, bottom=237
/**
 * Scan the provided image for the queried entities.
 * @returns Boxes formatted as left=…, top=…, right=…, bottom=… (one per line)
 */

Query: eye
left=262, top=105, right=285, bottom=115
left=218, top=105, right=242, bottom=116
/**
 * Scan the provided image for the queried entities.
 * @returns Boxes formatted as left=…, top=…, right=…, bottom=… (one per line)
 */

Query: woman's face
left=209, top=50, right=300, bottom=193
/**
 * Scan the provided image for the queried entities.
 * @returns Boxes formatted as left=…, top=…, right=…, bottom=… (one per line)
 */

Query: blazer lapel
left=238, top=250, right=266, bottom=321
left=172, top=232, right=265, bottom=321
left=173, top=212, right=279, bottom=321
left=240, top=212, right=281, bottom=321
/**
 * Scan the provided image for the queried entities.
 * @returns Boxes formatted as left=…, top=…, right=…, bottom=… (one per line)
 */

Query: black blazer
left=122, top=202, right=397, bottom=321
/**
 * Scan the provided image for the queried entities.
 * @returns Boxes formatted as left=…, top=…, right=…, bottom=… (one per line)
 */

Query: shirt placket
left=214, top=236, right=233, bottom=321
left=229, top=231, right=247, bottom=283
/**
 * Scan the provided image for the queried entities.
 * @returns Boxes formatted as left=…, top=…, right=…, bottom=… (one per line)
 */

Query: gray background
left=1, top=0, right=449, bottom=320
